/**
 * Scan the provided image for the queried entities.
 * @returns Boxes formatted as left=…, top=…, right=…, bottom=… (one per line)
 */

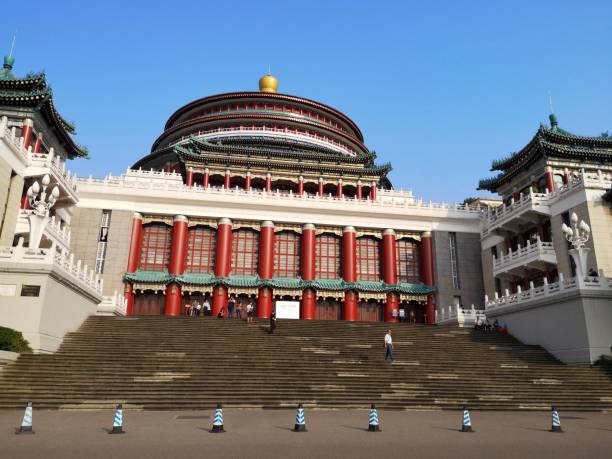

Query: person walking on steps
left=268, top=311, right=277, bottom=334
left=384, top=329, right=394, bottom=363
left=246, top=301, right=254, bottom=324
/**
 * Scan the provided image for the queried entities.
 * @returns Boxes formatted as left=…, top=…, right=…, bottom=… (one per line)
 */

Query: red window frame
left=357, top=237, right=381, bottom=281
left=316, top=234, right=341, bottom=279
left=274, top=231, right=300, bottom=278
left=396, top=239, right=420, bottom=283
left=186, top=226, right=216, bottom=273
left=231, top=229, right=259, bottom=276
left=139, top=223, right=171, bottom=272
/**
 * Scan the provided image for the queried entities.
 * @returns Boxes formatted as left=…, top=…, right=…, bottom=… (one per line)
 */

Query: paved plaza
left=1, top=409, right=611, bottom=458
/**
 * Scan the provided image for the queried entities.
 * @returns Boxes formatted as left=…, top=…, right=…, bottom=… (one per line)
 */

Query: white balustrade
left=0, top=243, right=103, bottom=296
left=485, top=275, right=612, bottom=311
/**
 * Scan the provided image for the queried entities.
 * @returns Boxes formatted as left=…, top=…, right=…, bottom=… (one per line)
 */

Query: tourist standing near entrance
left=246, top=301, right=254, bottom=324
left=384, top=329, right=394, bottom=362
left=235, top=301, right=242, bottom=320
left=195, top=301, right=202, bottom=317
left=227, top=295, right=236, bottom=319
left=203, top=298, right=211, bottom=316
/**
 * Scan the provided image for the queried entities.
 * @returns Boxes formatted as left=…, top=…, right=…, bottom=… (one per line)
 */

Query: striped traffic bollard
left=294, top=403, right=307, bottom=432
left=15, top=402, right=34, bottom=435
left=211, top=404, right=225, bottom=433
left=368, top=403, right=381, bottom=432
left=109, top=404, right=125, bottom=434
left=461, top=407, right=473, bottom=432
left=550, top=406, right=563, bottom=433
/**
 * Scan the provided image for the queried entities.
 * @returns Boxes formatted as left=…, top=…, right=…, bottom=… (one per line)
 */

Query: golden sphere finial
left=259, top=73, right=278, bottom=93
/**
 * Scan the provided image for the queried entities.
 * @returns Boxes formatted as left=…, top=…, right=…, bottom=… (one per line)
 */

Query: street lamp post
left=26, top=174, right=60, bottom=249
left=561, top=212, right=591, bottom=284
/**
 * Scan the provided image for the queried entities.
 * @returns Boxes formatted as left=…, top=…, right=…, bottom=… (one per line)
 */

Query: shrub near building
left=0, top=326, right=32, bottom=353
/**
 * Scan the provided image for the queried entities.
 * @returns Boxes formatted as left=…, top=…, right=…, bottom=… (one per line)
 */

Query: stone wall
left=0, top=157, right=23, bottom=246
left=433, top=231, right=484, bottom=311
left=70, top=207, right=132, bottom=296
left=587, top=199, right=612, bottom=277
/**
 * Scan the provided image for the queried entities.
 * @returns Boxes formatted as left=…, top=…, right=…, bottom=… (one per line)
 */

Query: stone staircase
left=0, top=316, right=611, bottom=411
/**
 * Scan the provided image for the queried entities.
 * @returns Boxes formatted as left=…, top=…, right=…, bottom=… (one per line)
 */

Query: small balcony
left=25, top=149, right=79, bottom=203
left=493, top=239, right=557, bottom=278
left=15, top=209, right=71, bottom=252
left=482, top=190, right=552, bottom=237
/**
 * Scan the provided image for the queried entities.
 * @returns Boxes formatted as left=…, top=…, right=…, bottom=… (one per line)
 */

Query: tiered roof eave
left=0, top=63, right=86, bottom=158
left=478, top=121, right=612, bottom=192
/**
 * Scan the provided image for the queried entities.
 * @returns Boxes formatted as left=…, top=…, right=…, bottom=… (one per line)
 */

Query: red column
left=370, top=182, right=377, bottom=200
left=257, top=220, right=275, bottom=318
left=420, top=231, right=435, bottom=324
left=124, top=212, right=143, bottom=315
left=301, top=223, right=316, bottom=319
left=203, top=168, right=210, bottom=188
left=512, top=187, right=520, bottom=202
left=337, top=179, right=343, bottom=198
left=298, top=176, right=304, bottom=196
left=544, top=166, right=555, bottom=193
left=213, top=218, right=232, bottom=316
left=356, top=181, right=363, bottom=200
left=224, top=169, right=231, bottom=189
left=164, top=215, right=188, bottom=316
left=318, top=178, right=324, bottom=197
left=562, top=168, right=570, bottom=185
left=245, top=172, right=251, bottom=191
left=342, top=226, right=358, bottom=321
left=382, top=229, right=398, bottom=322
left=186, top=167, right=194, bottom=187
left=21, top=119, right=33, bottom=150
left=33, top=132, right=43, bottom=153
left=344, top=291, right=358, bottom=321
left=265, top=173, right=272, bottom=192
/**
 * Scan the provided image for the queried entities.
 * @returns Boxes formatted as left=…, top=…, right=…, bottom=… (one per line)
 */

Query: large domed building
left=0, top=61, right=483, bottom=335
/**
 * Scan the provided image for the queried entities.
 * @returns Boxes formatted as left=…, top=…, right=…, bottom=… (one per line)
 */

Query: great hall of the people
left=1, top=54, right=611, bottom=362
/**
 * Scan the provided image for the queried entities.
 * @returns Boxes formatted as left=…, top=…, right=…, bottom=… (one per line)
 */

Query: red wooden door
left=358, top=300, right=383, bottom=322
left=133, top=292, right=164, bottom=315
left=315, top=299, right=341, bottom=320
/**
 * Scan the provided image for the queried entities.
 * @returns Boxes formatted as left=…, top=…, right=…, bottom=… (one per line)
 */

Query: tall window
left=231, top=229, right=259, bottom=276
left=449, top=232, right=460, bottom=289
left=139, top=223, right=171, bottom=272
left=95, top=210, right=111, bottom=274
left=274, top=231, right=300, bottom=278
left=186, top=226, right=216, bottom=273
left=396, top=238, right=420, bottom=283
left=316, top=234, right=340, bottom=279
left=357, top=237, right=381, bottom=281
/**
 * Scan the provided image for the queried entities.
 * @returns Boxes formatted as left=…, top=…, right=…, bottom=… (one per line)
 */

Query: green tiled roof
left=124, top=270, right=436, bottom=295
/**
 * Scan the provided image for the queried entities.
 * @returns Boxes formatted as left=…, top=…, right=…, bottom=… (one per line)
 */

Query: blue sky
left=2, top=0, right=610, bottom=202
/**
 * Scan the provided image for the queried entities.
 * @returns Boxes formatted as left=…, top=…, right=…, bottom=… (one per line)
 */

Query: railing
left=28, top=149, right=79, bottom=200
left=493, top=239, right=556, bottom=272
left=97, top=291, right=127, bottom=316
left=482, top=189, right=552, bottom=235
left=17, top=210, right=71, bottom=249
left=171, top=125, right=358, bottom=156
left=482, top=170, right=612, bottom=235
left=0, top=243, right=103, bottom=297
left=436, top=304, right=485, bottom=326
left=485, top=273, right=612, bottom=311
left=80, top=172, right=483, bottom=215
left=0, top=116, right=79, bottom=201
